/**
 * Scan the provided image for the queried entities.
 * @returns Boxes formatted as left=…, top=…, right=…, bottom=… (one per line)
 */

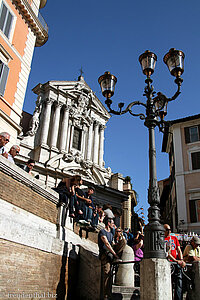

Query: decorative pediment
left=48, top=79, right=110, bottom=120
left=44, top=153, right=106, bottom=185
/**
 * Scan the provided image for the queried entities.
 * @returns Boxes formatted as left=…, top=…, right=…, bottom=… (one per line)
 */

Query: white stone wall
left=172, top=125, right=188, bottom=227
left=11, top=28, right=36, bottom=126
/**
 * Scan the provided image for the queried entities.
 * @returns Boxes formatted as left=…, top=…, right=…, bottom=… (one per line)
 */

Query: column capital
left=69, top=107, right=76, bottom=117
left=88, top=117, right=94, bottom=126
left=94, top=120, right=100, bottom=127
left=45, top=98, right=53, bottom=105
left=63, top=104, right=69, bottom=111
left=99, top=124, right=106, bottom=130
left=54, top=101, right=63, bottom=108
left=82, top=123, right=88, bottom=131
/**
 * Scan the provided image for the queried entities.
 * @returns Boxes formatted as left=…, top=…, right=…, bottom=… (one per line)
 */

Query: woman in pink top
left=132, top=232, right=144, bottom=261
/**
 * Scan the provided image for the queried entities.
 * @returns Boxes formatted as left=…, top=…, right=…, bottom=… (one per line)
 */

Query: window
left=0, top=60, right=9, bottom=96
left=189, top=199, right=200, bottom=223
left=191, top=152, right=200, bottom=170
left=189, top=127, right=199, bottom=143
left=184, top=126, right=200, bottom=144
left=0, top=2, right=13, bottom=39
left=72, top=127, right=82, bottom=150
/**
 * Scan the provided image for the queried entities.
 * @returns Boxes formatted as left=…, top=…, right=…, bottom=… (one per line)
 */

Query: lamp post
left=98, top=48, right=185, bottom=259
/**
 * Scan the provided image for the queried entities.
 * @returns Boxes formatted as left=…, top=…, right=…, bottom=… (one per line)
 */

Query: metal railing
left=111, top=260, right=194, bottom=299
left=111, top=260, right=141, bottom=298
left=170, top=262, right=193, bottom=299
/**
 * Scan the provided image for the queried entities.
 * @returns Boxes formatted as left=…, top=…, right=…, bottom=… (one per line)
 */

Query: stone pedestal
left=187, top=261, right=200, bottom=300
left=140, top=258, right=172, bottom=300
left=115, top=245, right=134, bottom=287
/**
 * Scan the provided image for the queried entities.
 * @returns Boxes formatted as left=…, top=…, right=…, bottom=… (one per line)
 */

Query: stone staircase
left=112, top=285, right=140, bottom=300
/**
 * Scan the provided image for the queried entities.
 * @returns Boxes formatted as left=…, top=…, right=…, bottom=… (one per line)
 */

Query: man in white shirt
left=7, top=145, right=20, bottom=164
left=0, top=132, right=10, bottom=157
left=183, top=236, right=200, bottom=263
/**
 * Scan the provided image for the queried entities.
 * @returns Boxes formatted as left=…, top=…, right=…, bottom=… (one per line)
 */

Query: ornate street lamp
left=98, top=48, right=185, bottom=259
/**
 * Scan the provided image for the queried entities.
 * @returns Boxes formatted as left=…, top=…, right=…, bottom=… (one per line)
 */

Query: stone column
left=66, top=121, right=72, bottom=153
left=69, top=124, right=75, bottom=151
left=93, top=121, right=99, bottom=164
left=59, top=105, right=69, bottom=151
left=40, top=99, right=52, bottom=145
left=50, top=101, right=62, bottom=148
left=140, top=259, right=172, bottom=300
left=86, top=120, right=94, bottom=161
left=99, top=124, right=105, bottom=167
left=81, top=124, right=87, bottom=158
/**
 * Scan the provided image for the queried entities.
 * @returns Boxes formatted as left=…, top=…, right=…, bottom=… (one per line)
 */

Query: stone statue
left=25, top=104, right=41, bottom=136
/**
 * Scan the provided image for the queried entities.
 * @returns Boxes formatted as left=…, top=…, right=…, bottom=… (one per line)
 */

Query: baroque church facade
left=17, top=75, right=131, bottom=213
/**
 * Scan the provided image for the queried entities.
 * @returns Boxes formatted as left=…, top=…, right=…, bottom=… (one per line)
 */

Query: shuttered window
left=191, top=152, right=200, bottom=170
left=184, top=126, right=200, bottom=144
left=0, top=2, right=13, bottom=39
left=0, top=60, right=9, bottom=96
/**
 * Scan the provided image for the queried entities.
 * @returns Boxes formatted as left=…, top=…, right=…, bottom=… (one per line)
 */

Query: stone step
left=112, top=285, right=140, bottom=300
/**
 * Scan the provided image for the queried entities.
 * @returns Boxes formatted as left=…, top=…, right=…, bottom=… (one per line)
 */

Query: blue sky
left=23, top=0, right=200, bottom=222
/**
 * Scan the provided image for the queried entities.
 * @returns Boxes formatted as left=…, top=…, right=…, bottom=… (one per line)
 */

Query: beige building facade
left=0, top=0, right=48, bottom=145
left=162, top=114, right=200, bottom=233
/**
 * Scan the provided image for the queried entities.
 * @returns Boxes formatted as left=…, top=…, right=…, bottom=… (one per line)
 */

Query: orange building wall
left=0, top=0, right=29, bottom=117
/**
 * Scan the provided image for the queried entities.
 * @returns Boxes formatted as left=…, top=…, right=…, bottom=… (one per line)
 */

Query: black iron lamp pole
left=98, top=48, right=185, bottom=259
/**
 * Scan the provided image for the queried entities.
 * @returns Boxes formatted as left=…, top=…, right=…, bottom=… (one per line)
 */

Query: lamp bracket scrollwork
left=106, top=100, right=146, bottom=119
left=105, top=74, right=183, bottom=133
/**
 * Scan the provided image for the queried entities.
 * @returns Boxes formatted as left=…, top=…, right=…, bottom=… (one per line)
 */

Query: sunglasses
left=166, top=228, right=171, bottom=231
left=29, top=164, right=34, bottom=167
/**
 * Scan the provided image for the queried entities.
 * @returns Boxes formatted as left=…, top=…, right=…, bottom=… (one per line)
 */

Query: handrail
left=112, top=260, right=141, bottom=265
left=170, top=261, right=192, bottom=267
left=170, top=261, right=193, bottom=290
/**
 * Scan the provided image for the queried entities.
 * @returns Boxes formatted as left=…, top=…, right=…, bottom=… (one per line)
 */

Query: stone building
left=17, top=75, right=132, bottom=221
left=160, top=114, right=200, bottom=233
left=0, top=0, right=48, bottom=144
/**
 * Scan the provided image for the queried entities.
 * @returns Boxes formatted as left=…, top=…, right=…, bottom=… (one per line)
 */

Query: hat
left=192, top=236, right=200, bottom=245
